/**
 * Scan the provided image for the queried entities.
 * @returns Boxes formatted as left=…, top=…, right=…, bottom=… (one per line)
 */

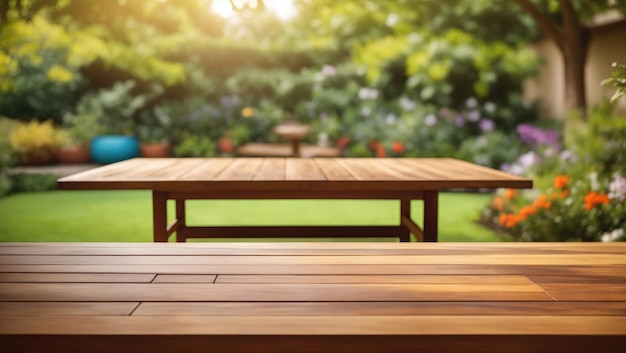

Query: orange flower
left=491, top=196, right=504, bottom=211
left=584, top=191, right=610, bottom=211
left=532, top=194, right=551, bottom=209
left=391, top=141, right=405, bottom=154
left=241, top=107, right=255, bottom=118
left=498, top=213, right=519, bottom=228
left=554, top=175, right=569, bottom=189
left=376, top=146, right=386, bottom=158
left=503, top=189, right=519, bottom=201
left=517, top=205, right=537, bottom=221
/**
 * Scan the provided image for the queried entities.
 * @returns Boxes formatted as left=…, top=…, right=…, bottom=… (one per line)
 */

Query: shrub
left=484, top=173, right=625, bottom=242
left=483, top=105, right=626, bottom=242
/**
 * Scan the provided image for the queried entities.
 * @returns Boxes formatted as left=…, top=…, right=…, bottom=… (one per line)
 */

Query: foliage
left=9, top=173, right=59, bottom=194
left=60, top=110, right=101, bottom=145
left=73, top=80, right=163, bottom=135
left=0, top=14, right=87, bottom=122
left=485, top=173, right=625, bottom=242
left=602, top=62, right=626, bottom=105
left=173, top=134, right=216, bottom=158
left=483, top=105, right=626, bottom=242
left=565, top=103, right=626, bottom=177
left=9, top=119, right=64, bottom=157
left=0, top=117, right=19, bottom=197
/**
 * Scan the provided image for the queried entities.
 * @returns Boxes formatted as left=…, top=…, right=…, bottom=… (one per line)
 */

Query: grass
left=0, top=190, right=500, bottom=242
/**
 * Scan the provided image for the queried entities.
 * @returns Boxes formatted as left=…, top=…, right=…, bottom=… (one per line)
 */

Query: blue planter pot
left=91, top=135, right=140, bottom=164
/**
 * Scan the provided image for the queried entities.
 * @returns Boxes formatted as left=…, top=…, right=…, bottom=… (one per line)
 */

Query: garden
left=0, top=0, right=625, bottom=242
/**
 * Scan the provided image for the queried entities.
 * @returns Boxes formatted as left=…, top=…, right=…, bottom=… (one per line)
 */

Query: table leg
left=423, top=191, right=439, bottom=242
left=175, top=199, right=186, bottom=243
left=399, top=200, right=411, bottom=242
left=152, top=191, right=168, bottom=242
left=289, top=139, right=301, bottom=156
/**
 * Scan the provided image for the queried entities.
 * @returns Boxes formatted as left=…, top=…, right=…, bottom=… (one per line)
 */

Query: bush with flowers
left=485, top=172, right=626, bottom=242
left=482, top=99, right=626, bottom=242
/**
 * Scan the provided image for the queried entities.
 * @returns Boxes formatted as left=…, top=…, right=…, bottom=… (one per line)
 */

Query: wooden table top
left=0, top=242, right=624, bottom=353
left=57, top=157, right=532, bottom=193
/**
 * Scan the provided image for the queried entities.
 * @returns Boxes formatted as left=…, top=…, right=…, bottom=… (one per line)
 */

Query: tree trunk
left=561, top=27, right=590, bottom=116
left=514, top=0, right=590, bottom=117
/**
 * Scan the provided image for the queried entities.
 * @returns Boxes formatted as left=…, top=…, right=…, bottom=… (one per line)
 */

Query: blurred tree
left=512, top=0, right=626, bottom=116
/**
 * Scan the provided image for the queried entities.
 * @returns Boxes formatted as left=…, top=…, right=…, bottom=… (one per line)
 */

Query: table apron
left=166, top=190, right=426, bottom=200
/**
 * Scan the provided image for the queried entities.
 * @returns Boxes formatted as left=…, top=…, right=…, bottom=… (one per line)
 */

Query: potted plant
left=57, top=112, right=101, bottom=164
left=136, top=106, right=172, bottom=158
left=77, top=81, right=162, bottom=164
left=9, top=119, right=64, bottom=165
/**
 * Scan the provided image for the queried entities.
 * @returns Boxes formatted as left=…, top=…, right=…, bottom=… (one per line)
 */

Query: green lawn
left=0, top=190, right=500, bottom=242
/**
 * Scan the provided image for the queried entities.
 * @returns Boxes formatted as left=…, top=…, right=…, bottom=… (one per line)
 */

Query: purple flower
left=516, top=124, right=560, bottom=150
left=479, top=119, right=495, bottom=132
left=454, top=114, right=465, bottom=127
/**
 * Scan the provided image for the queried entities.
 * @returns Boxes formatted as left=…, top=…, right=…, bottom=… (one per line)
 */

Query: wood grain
left=2, top=242, right=624, bottom=353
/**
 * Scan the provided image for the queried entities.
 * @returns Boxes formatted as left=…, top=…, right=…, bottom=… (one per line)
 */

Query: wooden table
left=273, top=123, right=311, bottom=156
left=57, top=158, right=532, bottom=242
left=1, top=242, right=625, bottom=353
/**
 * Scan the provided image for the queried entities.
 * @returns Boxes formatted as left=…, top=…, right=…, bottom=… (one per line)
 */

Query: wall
left=523, top=15, right=626, bottom=118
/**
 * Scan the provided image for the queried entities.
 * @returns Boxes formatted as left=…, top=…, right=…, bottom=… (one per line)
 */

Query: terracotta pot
left=21, top=150, right=57, bottom=166
left=57, top=145, right=91, bottom=164
left=140, top=142, right=170, bottom=158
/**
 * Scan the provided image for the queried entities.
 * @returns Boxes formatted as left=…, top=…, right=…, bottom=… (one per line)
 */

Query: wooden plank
left=528, top=274, right=626, bottom=284
left=176, top=158, right=234, bottom=180
left=1, top=242, right=623, bottom=255
left=285, top=159, right=327, bottom=180
left=2, top=264, right=624, bottom=276
left=313, top=159, right=355, bottom=180
left=213, top=158, right=263, bottom=181
left=1, top=315, right=625, bottom=335
left=4, top=254, right=624, bottom=266
left=133, top=301, right=626, bottom=316
left=253, top=158, right=286, bottom=181
left=0, top=302, right=138, bottom=316
left=214, top=274, right=535, bottom=284
left=0, top=283, right=551, bottom=302
left=153, top=275, right=217, bottom=283
left=0, top=273, right=155, bottom=283
left=538, top=283, right=626, bottom=301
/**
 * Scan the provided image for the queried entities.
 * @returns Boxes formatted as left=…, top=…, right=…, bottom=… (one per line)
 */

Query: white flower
left=484, top=101, right=496, bottom=113
left=385, top=113, right=397, bottom=125
left=465, top=97, right=478, bottom=108
left=608, top=173, right=626, bottom=202
left=358, top=87, right=379, bottom=100
left=399, top=97, right=416, bottom=111
left=321, top=65, right=337, bottom=77
left=601, top=228, right=624, bottom=242
left=424, top=114, right=437, bottom=126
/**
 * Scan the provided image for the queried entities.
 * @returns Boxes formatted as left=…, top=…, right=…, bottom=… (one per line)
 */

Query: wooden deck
left=0, top=242, right=625, bottom=353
